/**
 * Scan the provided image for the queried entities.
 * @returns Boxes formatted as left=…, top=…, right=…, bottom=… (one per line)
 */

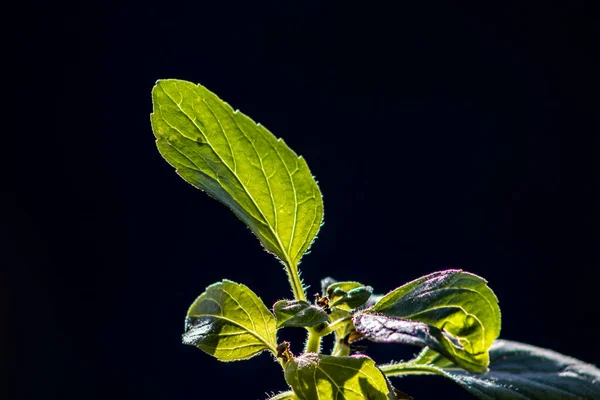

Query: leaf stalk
left=304, top=329, right=322, bottom=353
left=285, top=260, right=306, bottom=302
left=379, top=362, right=442, bottom=377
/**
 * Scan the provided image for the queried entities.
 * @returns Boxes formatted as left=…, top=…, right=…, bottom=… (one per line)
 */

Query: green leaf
left=368, top=269, right=500, bottom=372
left=284, top=353, right=391, bottom=400
left=321, top=277, right=382, bottom=310
left=385, top=340, right=600, bottom=400
left=319, top=277, right=382, bottom=356
left=410, top=346, right=456, bottom=369
left=354, top=313, right=475, bottom=371
left=273, top=300, right=329, bottom=328
left=183, top=280, right=277, bottom=361
left=326, top=281, right=373, bottom=310
left=151, top=79, right=324, bottom=298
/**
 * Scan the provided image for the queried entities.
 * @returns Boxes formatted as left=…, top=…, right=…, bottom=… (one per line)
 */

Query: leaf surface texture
left=183, top=280, right=277, bottom=361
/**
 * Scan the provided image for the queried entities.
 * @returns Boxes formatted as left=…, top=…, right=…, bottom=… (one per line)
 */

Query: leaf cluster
left=151, top=79, right=600, bottom=399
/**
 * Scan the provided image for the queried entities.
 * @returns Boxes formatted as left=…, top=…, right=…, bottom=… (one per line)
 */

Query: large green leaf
left=183, top=280, right=277, bottom=361
left=284, top=353, right=391, bottom=400
left=273, top=300, right=329, bottom=328
left=367, top=270, right=500, bottom=372
left=151, top=80, right=324, bottom=289
left=384, top=339, right=600, bottom=400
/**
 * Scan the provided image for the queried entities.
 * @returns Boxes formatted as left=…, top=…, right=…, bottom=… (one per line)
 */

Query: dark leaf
left=273, top=300, right=329, bottom=328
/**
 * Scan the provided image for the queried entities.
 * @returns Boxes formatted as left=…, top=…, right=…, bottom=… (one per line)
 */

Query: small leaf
left=326, top=281, right=373, bottom=310
left=183, top=280, right=277, bottom=361
left=273, top=300, right=329, bottom=328
left=368, top=269, right=500, bottom=372
left=321, top=277, right=381, bottom=309
left=284, top=353, right=391, bottom=400
left=354, top=313, right=477, bottom=371
left=390, top=340, right=600, bottom=400
left=151, top=79, right=324, bottom=270
left=320, top=277, right=382, bottom=356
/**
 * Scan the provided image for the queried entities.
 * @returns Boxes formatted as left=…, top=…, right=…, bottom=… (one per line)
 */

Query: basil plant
left=150, top=79, right=600, bottom=399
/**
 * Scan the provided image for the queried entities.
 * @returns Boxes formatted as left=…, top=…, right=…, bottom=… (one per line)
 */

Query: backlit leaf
left=326, top=281, right=373, bottom=310
left=151, top=79, right=323, bottom=275
left=284, top=353, right=390, bottom=400
left=368, top=270, right=500, bottom=372
left=183, top=280, right=277, bottom=361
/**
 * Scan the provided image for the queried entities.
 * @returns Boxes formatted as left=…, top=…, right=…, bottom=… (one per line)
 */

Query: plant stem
left=379, top=362, right=443, bottom=377
left=304, top=329, right=321, bottom=353
left=317, top=315, right=352, bottom=336
left=285, top=260, right=306, bottom=302
left=331, top=340, right=350, bottom=357
left=305, top=315, right=353, bottom=354
left=267, top=391, right=296, bottom=400
left=284, top=258, right=317, bottom=353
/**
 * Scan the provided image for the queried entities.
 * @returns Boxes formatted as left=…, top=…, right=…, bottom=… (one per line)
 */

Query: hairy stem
left=379, top=362, right=443, bottom=377
left=267, top=391, right=297, bottom=400
left=317, top=315, right=352, bottom=336
left=306, top=314, right=353, bottom=355
left=331, top=339, right=350, bottom=357
left=285, top=260, right=306, bottom=302
left=304, top=329, right=322, bottom=353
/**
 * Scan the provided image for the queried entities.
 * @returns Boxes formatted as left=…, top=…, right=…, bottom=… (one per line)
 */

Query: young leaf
left=284, top=353, right=391, bottom=400
left=326, top=281, right=373, bottom=310
left=354, top=313, right=477, bottom=372
left=320, top=278, right=382, bottom=356
left=273, top=300, right=329, bottom=328
left=320, top=277, right=382, bottom=310
left=367, top=270, right=500, bottom=372
left=151, top=80, right=324, bottom=298
left=183, top=280, right=277, bottom=361
left=383, top=340, right=600, bottom=400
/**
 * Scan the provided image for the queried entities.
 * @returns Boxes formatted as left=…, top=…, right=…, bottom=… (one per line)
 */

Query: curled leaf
left=326, top=281, right=373, bottom=310
left=354, top=313, right=478, bottom=371
left=368, top=270, right=500, bottom=372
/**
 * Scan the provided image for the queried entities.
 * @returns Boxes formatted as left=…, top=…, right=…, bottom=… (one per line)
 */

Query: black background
left=4, top=1, right=600, bottom=399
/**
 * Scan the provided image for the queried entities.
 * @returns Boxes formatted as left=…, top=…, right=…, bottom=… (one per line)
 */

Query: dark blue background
left=4, top=1, right=599, bottom=399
